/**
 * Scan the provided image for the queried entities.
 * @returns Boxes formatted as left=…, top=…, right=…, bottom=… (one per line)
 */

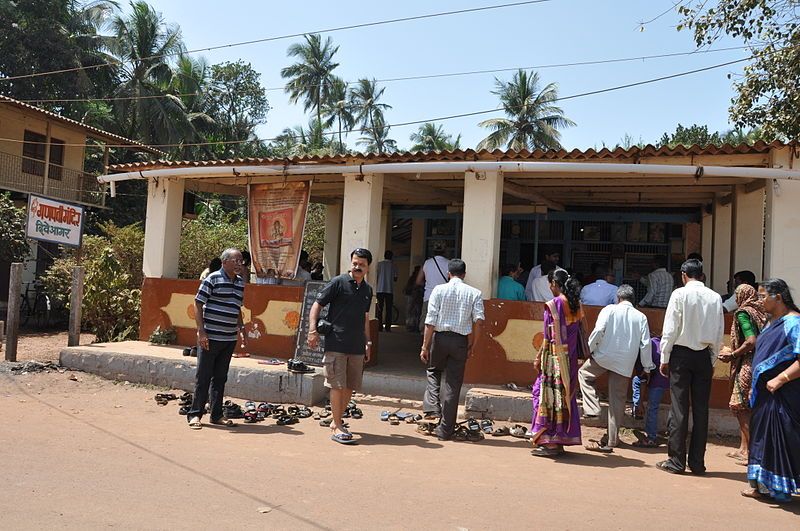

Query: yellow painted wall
left=0, top=104, right=87, bottom=171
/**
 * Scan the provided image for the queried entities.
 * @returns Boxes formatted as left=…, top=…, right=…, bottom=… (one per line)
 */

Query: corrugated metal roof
left=0, top=95, right=164, bottom=155
left=108, top=140, right=790, bottom=171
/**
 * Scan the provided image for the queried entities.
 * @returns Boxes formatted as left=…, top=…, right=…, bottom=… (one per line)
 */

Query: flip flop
left=331, top=433, right=357, bottom=445
left=585, top=440, right=613, bottom=453
left=188, top=417, right=202, bottom=430
left=510, top=424, right=528, bottom=438
left=491, top=426, right=510, bottom=437
left=480, top=419, right=494, bottom=433
left=380, top=411, right=390, bottom=421
left=210, top=417, right=235, bottom=427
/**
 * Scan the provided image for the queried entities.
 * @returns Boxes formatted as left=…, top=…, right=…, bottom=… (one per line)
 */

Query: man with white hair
left=187, top=248, right=246, bottom=429
left=579, top=284, right=653, bottom=451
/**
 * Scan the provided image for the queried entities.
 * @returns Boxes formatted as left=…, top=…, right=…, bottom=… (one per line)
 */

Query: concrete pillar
left=711, top=200, right=732, bottom=293
left=340, top=173, right=384, bottom=275
left=765, top=147, right=800, bottom=288
left=143, top=177, right=184, bottom=278
left=461, top=170, right=503, bottom=298
left=733, top=186, right=765, bottom=279
left=322, top=203, right=342, bottom=279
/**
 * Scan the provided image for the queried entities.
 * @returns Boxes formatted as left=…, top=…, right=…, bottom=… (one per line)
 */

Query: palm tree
left=107, top=1, right=189, bottom=147
left=170, top=55, right=216, bottom=157
left=281, top=33, right=340, bottom=130
left=272, top=120, right=335, bottom=157
left=349, top=78, right=392, bottom=152
left=357, top=114, right=397, bottom=154
left=409, top=122, right=461, bottom=152
left=477, top=70, right=575, bottom=151
left=321, top=76, right=354, bottom=154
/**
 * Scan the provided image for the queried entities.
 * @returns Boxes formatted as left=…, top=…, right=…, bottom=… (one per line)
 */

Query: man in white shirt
left=420, top=259, right=485, bottom=440
left=638, top=256, right=674, bottom=308
left=656, top=259, right=724, bottom=476
left=375, top=250, right=398, bottom=332
left=415, top=253, right=450, bottom=332
left=580, top=266, right=618, bottom=307
left=524, top=249, right=560, bottom=301
left=579, top=285, right=653, bottom=450
left=529, top=262, right=559, bottom=302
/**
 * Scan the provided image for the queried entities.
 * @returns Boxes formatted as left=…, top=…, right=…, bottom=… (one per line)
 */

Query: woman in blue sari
left=742, top=279, right=800, bottom=503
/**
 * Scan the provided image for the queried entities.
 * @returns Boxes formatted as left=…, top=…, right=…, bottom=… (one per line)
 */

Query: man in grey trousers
left=420, top=259, right=485, bottom=440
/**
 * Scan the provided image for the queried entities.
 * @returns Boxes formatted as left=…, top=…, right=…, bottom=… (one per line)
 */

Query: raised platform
left=59, top=342, right=326, bottom=406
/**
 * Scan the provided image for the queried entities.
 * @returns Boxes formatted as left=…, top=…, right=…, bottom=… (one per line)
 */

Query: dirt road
left=1, top=368, right=797, bottom=530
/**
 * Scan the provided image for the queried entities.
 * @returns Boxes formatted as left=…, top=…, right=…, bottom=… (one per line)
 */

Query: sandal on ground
left=466, top=429, right=484, bottom=442
left=319, top=418, right=347, bottom=428
left=317, top=409, right=330, bottom=419
left=632, top=438, right=658, bottom=448
left=232, top=352, right=250, bottom=358
left=530, top=446, right=561, bottom=457
left=349, top=407, right=363, bottom=419
left=510, top=424, right=528, bottom=438
left=223, top=403, right=245, bottom=419
left=492, top=426, right=510, bottom=437
left=276, top=415, right=299, bottom=426
left=585, top=440, right=613, bottom=453
left=243, top=411, right=259, bottom=423
left=656, top=460, right=683, bottom=474
left=740, top=489, right=766, bottom=499
left=452, top=427, right=468, bottom=442
left=296, top=406, right=313, bottom=419
left=465, top=418, right=482, bottom=433
left=416, top=423, right=436, bottom=435
left=405, top=414, right=422, bottom=424
left=480, top=419, right=494, bottom=433
left=388, top=414, right=400, bottom=426
left=726, top=450, right=744, bottom=459
left=210, top=417, right=235, bottom=427
left=188, top=417, right=202, bottom=430
left=287, top=405, right=300, bottom=417
left=331, top=432, right=356, bottom=445
left=380, top=410, right=390, bottom=421
left=178, top=406, right=190, bottom=416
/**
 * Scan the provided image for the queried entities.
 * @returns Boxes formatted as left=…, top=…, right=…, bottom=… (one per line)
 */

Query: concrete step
left=60, top=342, right=326, bottom=406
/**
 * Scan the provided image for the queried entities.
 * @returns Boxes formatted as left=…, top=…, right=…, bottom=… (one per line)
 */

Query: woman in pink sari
left=531, top=269, right=588, bottom=457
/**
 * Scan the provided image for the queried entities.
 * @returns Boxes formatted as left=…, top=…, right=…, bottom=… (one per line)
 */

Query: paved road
left=1, top=369, right=797, bottom=530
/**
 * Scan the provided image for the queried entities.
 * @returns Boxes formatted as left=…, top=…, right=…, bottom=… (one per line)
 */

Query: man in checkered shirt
left=638, top=255, right=674, bottom=308
left=419, top=258, right=485, bottom=440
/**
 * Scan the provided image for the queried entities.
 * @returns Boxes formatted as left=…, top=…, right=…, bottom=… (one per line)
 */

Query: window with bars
left=21, top=130, right=65, bottom=180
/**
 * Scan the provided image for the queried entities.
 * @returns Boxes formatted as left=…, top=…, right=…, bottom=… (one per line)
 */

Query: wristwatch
left=366, top=341, right=373, bottom=346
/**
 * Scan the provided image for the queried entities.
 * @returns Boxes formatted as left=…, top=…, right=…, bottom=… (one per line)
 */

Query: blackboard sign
left=293, top=281, right=328, bottom=366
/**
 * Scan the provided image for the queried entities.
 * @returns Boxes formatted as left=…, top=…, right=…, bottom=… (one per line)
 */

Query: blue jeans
left=645, top=386, right=667, bottom=441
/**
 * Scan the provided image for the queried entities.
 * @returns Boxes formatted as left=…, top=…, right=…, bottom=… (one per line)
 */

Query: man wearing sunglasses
left=187, top=248, right=247, bottom=430
left=309, top=248, right=374, bottom=444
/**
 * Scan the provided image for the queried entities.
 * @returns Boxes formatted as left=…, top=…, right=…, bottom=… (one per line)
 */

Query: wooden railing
left=0, top=150, right=105, bottom=207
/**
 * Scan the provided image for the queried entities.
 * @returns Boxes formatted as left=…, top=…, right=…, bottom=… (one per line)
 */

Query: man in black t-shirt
left=308, top=248, right=374, bottom=444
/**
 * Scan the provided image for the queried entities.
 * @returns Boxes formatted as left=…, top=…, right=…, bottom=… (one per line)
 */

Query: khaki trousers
left=579, top=357, right=629, bottom=447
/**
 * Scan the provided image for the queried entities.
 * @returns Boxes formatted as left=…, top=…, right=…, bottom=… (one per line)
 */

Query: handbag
left=315, top=304, right=347, bottom=336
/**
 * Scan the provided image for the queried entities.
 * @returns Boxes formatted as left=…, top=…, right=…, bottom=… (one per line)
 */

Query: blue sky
left=146, top=0, right=746, bottom=151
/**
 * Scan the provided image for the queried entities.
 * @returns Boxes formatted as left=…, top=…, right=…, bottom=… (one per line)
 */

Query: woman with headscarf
left=718, top=284, right=767, bottom=464
left=741, top=278, right=800, bottom=503
left=530, top=269, right=588, bottom=458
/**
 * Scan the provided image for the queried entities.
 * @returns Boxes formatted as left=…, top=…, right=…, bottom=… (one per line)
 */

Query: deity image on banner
left=259, top=208, right=294, bottom=248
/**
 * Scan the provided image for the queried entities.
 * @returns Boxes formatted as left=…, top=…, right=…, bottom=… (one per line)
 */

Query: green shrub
left=0, top=192, right=30, bottom=263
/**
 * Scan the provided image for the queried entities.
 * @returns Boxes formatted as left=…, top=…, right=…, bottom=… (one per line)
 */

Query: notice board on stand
left=293, top=281, right=328, bottom=366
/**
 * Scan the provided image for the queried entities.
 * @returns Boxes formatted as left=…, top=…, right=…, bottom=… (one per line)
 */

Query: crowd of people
left=187, top=244, right=798, bottom=503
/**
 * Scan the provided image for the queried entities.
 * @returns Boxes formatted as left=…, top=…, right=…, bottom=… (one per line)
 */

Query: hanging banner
left=26, top=194, right=85, bottom=248
left=248, top=181, right=311, bottom=280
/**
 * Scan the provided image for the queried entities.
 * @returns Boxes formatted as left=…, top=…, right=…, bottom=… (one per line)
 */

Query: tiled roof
left=107, top=140, right=789, bottom=171
left=0, top=95, right=164, bottom=155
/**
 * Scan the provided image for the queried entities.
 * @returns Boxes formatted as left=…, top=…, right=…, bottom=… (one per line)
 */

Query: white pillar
left=733, top=186, right=765, bottom=279
left=461, top=170, right=503, bottom=298
left=340, top=173, right=384, bottom=274
left=765, top=147, right=800, bottom=288
left=143, top=177, right=184, bottom=278
left=322, top=203, right=342, bottom=280
left=712, top=200, right=732, bottom=293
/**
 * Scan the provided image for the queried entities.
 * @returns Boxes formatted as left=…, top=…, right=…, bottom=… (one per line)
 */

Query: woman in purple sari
left=530, top=269, right=588, bottom=457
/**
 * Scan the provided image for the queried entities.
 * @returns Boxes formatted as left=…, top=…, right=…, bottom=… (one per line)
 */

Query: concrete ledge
left=59, top=342, right=326, bottom=406
left=465, top=387, right=740, bottom=436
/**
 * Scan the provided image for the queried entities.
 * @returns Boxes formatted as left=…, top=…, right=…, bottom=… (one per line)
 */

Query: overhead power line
left=11, top=44, right=758, bottom=105
left=0, top=0, right=552, bottom=83
left=0, top=54, right=756, bottom=150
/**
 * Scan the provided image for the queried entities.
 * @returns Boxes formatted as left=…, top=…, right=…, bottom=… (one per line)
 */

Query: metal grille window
left=21, top=130, right=64, bottom=180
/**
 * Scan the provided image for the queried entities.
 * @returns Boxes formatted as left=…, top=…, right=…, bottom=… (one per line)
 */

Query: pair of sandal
left=319, top=417, right=349, bottom=428
left=331, top=428, right=357, bottom=445
left=531, top=445, right=565, bottom=457
left=451, top=419, right=484, bottom=442
left=632, top=438, right=658, bottom=448
left=342, top=402, right=363, bottom=419
left=287, top=360, right=315, bottom=374
left=222, top=400, right=245, bottom=419
left=154, top=393, right=177, bottom=406
left=182, top=347, right=197, bottom=357
left=585, top=438, right=614, bottom=453
left=381, top=411, right=423, bottom=425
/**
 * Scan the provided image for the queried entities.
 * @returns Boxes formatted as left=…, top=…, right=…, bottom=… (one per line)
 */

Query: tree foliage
left=656, top=123, right=776, bottom=148
left=281, top=33, right=340, bottom=130
left=179, top=200, right=248, bottom=279
left=409, top=122, right=461, bottom=152
left=0, top=193, right=31, bottom=263
left=477, top=70, right=575, bottom=151
left=678, top=1, right=800, bottom=138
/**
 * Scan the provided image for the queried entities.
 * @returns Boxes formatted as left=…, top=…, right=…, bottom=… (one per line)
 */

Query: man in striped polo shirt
left=187, top=248, right=246, bottom=429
